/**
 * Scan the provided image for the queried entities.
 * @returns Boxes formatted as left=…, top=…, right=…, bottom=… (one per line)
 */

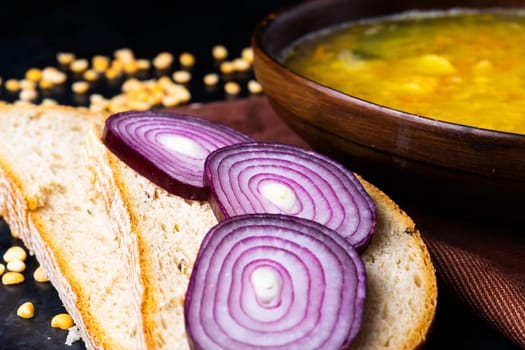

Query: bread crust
left=352, top=175, right=437, bottom=349
left=0, top=104, right=137, bottom=350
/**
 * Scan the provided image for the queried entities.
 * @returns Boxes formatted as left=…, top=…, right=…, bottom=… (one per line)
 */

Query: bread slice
left=86, top=122, right=437, bottom=349
left=0, top=104, right=137, bottom=350
left=86, top=124, right=218, bottom=350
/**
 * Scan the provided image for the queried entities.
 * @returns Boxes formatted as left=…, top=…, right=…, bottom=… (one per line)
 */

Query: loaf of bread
left=86, top=113, right=438, bottom=349
left=0, top=104, right=138, bottom=350
left=0, top=103, right=437, bottom=349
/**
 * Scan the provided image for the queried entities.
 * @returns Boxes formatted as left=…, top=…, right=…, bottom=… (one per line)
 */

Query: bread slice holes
left=413, top=274, right=422, bottom=288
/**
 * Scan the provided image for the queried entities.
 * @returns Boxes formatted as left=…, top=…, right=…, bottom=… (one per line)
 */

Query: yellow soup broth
left=282, top=10, right=525, bottom=135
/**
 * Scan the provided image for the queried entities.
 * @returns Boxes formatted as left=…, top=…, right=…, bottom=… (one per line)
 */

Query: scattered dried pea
left=172, top=70, right=191, bottom=84
left=41, top=67, right=67, bottom=85
left=17, top=302, right=35, bottom=319
left=70, top=59, right=89, bottom=73
left=3, top=246, right=27, bottom=262
left=19, top=79, right=36, bottom=90
left=91, top=55, right=110, bottom=72
left=56, top=52, right=75, bottom=66
left=5, top=79, right=21, bottom=92
left=219, top=61, right=235, bottom=75
left=39, top=79, right=54, bottom=89
left=153, top=52, right=174, bottom=70
left=203, top=73, right=219, bottom=86
left=0, top=263, right=5, bottom=276
left=247, top=79, right=263, bottom=94
left=179, top=52, right=196, bottom=67
left=33, top=265, right=50, bottom=282
left=136, top=59, right=151, bottom=71
left=71, top=81, right=90, bottom=94
left=83, top=69, right=99, bottom=82
left=7, top=259, right=26, bottom=273
left=212, top=45, right=228, bottom=61
left=224, top=81, right=241, bottom=95
left=2, top=271, right=25, bottom=285
left=51, top=313, right=75, bottom=330
left=241, top=47, right=254, bottom=64
left=19, top=89, right=38, bottom=102
left=114, top=48, right=135, bottom=64
left=25, top=68, right=42, bottom=82
left=232, top=58, right=250, bottom=72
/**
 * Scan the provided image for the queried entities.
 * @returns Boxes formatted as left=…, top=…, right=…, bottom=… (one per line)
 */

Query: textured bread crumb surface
left=350, top=177, right=437, bottom=350
left=0, top=105, right=137, bottom=350
left=86, top=131, right=218, bottom=350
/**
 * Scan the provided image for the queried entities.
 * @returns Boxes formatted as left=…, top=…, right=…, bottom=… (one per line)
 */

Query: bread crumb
left=65, top=326, right=82, bottom=346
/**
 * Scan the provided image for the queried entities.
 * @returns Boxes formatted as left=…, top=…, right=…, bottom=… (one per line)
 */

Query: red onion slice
left=102, top=110, right=254, bottom=200
left=204, top=142, right=376, bottom=249
left=185, top=214, right=366, bottom=350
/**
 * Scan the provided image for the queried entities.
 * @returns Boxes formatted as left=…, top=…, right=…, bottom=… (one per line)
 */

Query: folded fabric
left=175, top=96, right=525, bottom=349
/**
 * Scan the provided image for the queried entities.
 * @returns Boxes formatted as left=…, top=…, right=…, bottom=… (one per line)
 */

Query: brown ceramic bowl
left=252, top=0, right=525, bottom=219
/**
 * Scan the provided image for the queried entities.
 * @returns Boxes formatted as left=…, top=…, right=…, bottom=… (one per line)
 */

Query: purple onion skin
left=204, top=142, right=376, bottom=250
left=102, top=110, right=254, bottom=201
left=185, top=213, right=367, bottom=350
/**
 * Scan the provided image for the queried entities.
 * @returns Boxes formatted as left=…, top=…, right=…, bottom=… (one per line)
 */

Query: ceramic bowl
left=252, top=0, right=525, bottom=218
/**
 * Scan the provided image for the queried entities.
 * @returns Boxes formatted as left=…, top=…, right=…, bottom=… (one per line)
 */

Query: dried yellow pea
left=179, top=52, right=195, bottom=67
left=83, top=69, right=99, bottom=82
left=3, top=246, right=27, bottom=262
left=7, top=259, right=26, bottom=273
left=92, top=55, right=110, bottom=72
left=0, top=263, right=5, bottom=276
left=153, top=52, right=174, bottom=70
left=2, top=271, right=25, bottom=285
left=33, top=265, right=49, bottom=282
left=136, top=59, right=151, bottom=71
left=41, top=67, right=67, bottom=85
left=25, top=68, right=42, bottom=82
left=114, top=48, right=135, bottom=64
left=172, top=70, right=191, bottom=84
left=224, top=81, right=241, bottom=95
left=57, top=52, right=75, bottom=65
left=247, top=80, right=263, bottom=94
left=19, top=89, right=38, bottom=102
left=5, top=79, right=21, bottom=92
left=51, top=313, right=75, bottom=330
left=219, top=61, right=235, bottom=75
left=212, top=45, right=228, bottom=61
left=203, top=73, right=219, bottom=86
left=17, top=302, right=35, bottom=319
left=72, top=81, right=90, bottom=94
left=232, top=58, right=250, bottom=72
left=241, top=47, right=254, bottom=64
left=70, top=59, right=89, bottom=73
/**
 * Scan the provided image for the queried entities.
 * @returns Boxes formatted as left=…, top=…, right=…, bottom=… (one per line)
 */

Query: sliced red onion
left=185, top=214, right=366, bottom=350
left=204, top=142, right=376, bottom=249
left=102, top=110, right=254, bottom=200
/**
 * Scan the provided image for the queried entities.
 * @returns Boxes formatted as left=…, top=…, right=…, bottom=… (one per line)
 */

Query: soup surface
left=282, top=10, right=525, bottom=135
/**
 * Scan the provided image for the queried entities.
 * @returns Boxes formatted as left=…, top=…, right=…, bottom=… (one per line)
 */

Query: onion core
left=185, top=214, right=367, bottom=350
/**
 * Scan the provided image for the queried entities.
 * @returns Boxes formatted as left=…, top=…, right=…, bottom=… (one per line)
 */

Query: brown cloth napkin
left=176, top=96, right=525, bottom=348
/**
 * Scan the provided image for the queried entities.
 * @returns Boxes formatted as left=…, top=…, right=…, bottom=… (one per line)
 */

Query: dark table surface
left=0, top=1, right=521, bottom=349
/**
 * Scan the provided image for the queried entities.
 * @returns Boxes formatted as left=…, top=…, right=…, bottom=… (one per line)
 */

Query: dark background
left=0, top=1, right=521, bottom=349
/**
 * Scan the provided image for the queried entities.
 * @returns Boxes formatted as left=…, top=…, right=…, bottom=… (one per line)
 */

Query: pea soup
left=282, top=10, right=525, bottom=135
